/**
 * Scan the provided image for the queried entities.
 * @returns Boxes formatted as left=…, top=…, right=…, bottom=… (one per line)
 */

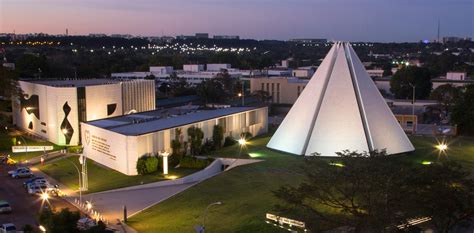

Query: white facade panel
left=267, top=42, right=414, bottom=157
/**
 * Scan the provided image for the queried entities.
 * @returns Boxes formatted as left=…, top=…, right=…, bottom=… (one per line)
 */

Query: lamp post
left=64, top=158, right=82, bottom=203
left=159, top=151, right=170, bottom=175
left=409, top=83, right=416, bottom=134
left=4, top=126, right=28, bottom=163
left=195, top=201, right=223, bottom=233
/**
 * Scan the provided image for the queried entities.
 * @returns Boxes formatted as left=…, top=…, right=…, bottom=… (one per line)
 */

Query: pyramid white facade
left=267, top=42, right=414, bottom=156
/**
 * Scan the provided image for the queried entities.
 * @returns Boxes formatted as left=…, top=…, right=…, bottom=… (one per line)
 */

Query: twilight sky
left=1, top=0, right=472, bottom=42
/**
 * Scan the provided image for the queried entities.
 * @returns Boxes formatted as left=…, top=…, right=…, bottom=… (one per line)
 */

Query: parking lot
left=0, top=163, right=80, bottom=229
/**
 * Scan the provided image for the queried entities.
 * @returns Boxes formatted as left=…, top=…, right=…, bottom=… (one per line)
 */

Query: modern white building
left=111, top=64, right=246, bottom=85
left=183, top=64, right=205, bottom=72
left=13, top=79, right=155, bottom=145
left=207, top=63, right=231, bottom=71
left=446, top=72, right=467, bottom=80
left=267, top=42, right=414, bottom=156
left=81, top=106, right=268, bottom=175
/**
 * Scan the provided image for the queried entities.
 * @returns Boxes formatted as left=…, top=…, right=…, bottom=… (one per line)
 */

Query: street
left=0, top=163, right=80, bottom=229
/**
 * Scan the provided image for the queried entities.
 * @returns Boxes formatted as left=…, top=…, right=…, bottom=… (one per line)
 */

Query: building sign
left=12, top=146, right=54, bottom=153
left=266, top=213, right=306, bottom=230
left=85, top=130, right=116, bottom=160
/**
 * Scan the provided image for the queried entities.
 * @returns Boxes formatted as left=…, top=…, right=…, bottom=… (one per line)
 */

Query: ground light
left=421, top=161, right=433, bottom=165
left=238, top=138, right=247, bottom=146
left=329, top=162, right=345, bottom=167
left=39, top=225, right=46, bottom=232
left=86, top=201, right=93, bottom=211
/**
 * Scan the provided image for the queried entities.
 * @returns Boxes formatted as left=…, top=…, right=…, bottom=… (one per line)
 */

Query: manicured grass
left=128, top=135, right=474, bottom=233
left=0, top=132, right=62, bottom=162
left=39, top=156, right=199, bottom=193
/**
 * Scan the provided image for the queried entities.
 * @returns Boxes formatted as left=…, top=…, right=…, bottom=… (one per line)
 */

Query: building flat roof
left=21, top=79, right=122, bottom=87
left=85, top=106, right=262, bottom=136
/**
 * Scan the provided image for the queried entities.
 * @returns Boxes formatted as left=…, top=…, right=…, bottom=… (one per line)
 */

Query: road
left=0, top=163, right=80, bottom=229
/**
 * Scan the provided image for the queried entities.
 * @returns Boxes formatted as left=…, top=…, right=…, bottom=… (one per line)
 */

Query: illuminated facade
left=81, top=106, right=268, bottom=175
left=12, top=79, right=155, bottom=145
left=267, top=42, right=414, bottom=156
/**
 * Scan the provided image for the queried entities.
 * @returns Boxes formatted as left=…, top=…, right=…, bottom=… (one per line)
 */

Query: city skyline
left=1, top=0, right=472, bottom=42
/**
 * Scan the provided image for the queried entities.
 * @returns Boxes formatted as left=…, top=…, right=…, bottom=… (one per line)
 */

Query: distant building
left=292, top=67, right=315, bottom=78
left=446, top=72, right=467, bottom=81
left=183, top=64, right=205, bottom=72
left=13, top=79, right=155, bottom=145
left=2, top=63, right=15, bottom=70
left=82, top=106, right=268, bottom=175
left=149, top=66, right=174, bottom=74
left=442, top=36, right=472, bottom=43
left=374, top=77, right=474, bottom=94
left=195, top=33, right=209, bottom=39
left=366, top=69, right=385, bottom=78
left=250, top=77, right=308, bottom=104
left=207, top=63, right=231, bottom=71
left=88, top=33, right=107, bottom=37
left=176, top=35, right=195, bottom=40
left=213, top=35, right=240, bottom=40
left=289, top=38, right=327, bottom=44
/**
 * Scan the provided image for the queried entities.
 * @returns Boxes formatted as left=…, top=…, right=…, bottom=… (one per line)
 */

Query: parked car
left=11, top=169, right=34, bottom=179
left=8, top=167, right=29, bottom=176
left=0, top=223, right=16, bottom=233
left=27, top=183, right=48, bottom=195
left=23, top=177, right=47, bottom=189
left=0, top=200, right=12, bottom=214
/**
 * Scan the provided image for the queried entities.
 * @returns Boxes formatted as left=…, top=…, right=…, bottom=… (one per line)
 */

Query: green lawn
left=0, top=132, right=62, bottom=162
left=128, top=135, right=474, bottom=233
left=39, top=156, right=199, bottom=193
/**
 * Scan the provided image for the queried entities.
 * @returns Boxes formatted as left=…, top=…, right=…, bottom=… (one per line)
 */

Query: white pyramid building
left=267, top=42, right=414, bottom=156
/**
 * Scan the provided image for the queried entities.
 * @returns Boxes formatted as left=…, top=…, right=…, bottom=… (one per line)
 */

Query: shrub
left=179, top=156, right=212, bottom=169
left=145, top=156, right=159, bottom=173
left=136, top=157, right=148, bottom=175
left=201, top=139, right=215, bottom=154
left=223, top=136, right=236, bottom=147
left=240, top=132, right=253, bottom=140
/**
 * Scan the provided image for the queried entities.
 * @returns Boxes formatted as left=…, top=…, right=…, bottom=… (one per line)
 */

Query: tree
left=390, top=66, right=432, bottom=99
left=196, top=79, right=225, bottom=104
left=452, top=84, right=474, bottom=135
left=274, top=151, right=474, bottom=232
left=404, top=161, right=474, bottom=232
left=430, top=84, right=462, bottom=115
left=39, top=208, right=81, bottom=233
left=212, top=125, right=224, bottom=148
left=187, top=126, right=204, bottom=156
left=0, top=66, right=22, bottom=99
left=252, top=90, right=271, bottom=103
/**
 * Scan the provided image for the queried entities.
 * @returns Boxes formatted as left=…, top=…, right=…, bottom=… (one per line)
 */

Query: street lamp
left=41, top=192, right=49, bottom=201
left=86, top=201, right=93, bottom=211
left=64, top=158, right=82, bottom=203
left=436, top=143, right=448, bottom=152
left=195, top=201, right=223, bottom=233
left=409, top=83, right=416, bottom=134
left=39, top=225, right=46, bottom=232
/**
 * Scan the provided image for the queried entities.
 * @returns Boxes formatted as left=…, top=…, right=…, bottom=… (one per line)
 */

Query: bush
left=145, top=156, right=159, bottom=173
left=200, top=139, right=215, bottom=154
left=136, top=156, right=160, bottom=175
left=240, top=132, right=253, bottom=140
left=179, top=156, right=212, bottom=169
left=136, top=157, right=148, bottom=175
left=223, top=136, right=236, bottom=147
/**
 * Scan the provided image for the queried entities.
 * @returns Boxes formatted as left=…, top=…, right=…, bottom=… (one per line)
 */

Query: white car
left=0, top=223, right=16, bottom=233
left=0, top=201, right=12, bottom=214
left=27, top=183, right=48, bottom=195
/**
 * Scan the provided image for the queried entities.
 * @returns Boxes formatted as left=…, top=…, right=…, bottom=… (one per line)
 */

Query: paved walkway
left=74, top=158, right=262, bottom=224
